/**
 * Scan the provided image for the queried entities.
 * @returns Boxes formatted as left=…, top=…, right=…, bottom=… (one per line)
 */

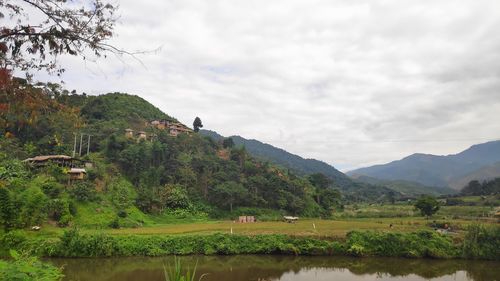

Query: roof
left=138, top=131, right=146, bottom=134
left=69, top=168, right=86, bottom=174
left=23, top=155, right=73, bottom=162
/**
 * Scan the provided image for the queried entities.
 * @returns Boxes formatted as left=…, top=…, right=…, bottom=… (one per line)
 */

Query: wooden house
left=68, top=168, right=86, bottom=180
left=137, top=131, right=147, bottom=140
left=23, top=155, right=77, bottom=168
left=125, top=129, right=134, bottom=138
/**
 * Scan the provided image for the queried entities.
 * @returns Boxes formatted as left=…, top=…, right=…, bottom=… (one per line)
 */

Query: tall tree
left=193, top=117, right=203, bottom=132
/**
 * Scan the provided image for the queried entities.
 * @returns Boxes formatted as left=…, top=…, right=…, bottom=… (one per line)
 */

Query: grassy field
left=22, top=201, right=498, bottom=240
left=93, top=216, right=494, bottom=238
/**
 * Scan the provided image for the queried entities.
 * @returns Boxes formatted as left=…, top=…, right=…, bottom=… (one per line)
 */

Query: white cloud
left=35, top=0, right=500, bottom=171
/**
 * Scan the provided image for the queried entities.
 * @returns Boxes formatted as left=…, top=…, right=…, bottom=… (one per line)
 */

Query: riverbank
left=2, top=224, right=498, bottom=260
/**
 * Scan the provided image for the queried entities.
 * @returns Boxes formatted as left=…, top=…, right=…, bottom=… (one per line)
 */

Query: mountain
left=348, top=141, right=500, bottom=190
left=200, top=130, right=352, bottom=188
left=350, top=175, right=456, bottom=196
left=449, top=162, right=500, bottom=190
left=199, top=130, right=400, bottom=201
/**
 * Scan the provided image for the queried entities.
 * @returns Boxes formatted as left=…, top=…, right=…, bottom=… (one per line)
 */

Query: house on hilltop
left=149, top=120, right=193, bottom=137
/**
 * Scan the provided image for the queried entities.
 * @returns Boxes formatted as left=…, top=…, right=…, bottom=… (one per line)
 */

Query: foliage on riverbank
left=1, top=225, right=498, bottom=260
left=0, top=250, right=63, bottom=281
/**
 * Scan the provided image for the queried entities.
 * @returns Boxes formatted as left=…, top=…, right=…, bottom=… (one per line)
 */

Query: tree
left=222, top=137, right=235, bottom=148
left=193, top=117, right=203, bottom=132
left=414, top=195, right=440, bottom=218
left=0, top=0, right=123, bottom=75
left=0, top=187, right=15, bottom=231
left=210, top=181, right=247, bottom=212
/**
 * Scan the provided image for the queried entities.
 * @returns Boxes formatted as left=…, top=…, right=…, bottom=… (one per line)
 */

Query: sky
left=32, top=0, right=500, bottom=171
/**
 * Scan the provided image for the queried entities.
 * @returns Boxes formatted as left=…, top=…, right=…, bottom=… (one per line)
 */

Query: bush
left=109, top=217, right=120, bottom=229
left=462, top=224, right=500, bottom=260
left=345, top=230, right=458, bottom=258
left=117, top=209, right=128, bottom=218
left=70, top=181, right=98, bottom=202
left=0, top=250, right=63, bottom=281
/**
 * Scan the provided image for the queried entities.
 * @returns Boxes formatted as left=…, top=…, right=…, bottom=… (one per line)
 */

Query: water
left=47, top=255, right=500, bottom=281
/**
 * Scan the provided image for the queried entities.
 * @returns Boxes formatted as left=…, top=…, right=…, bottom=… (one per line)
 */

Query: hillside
left=200, top=130, right=397, bottom=201
left=449, top=162, right=500, bottom=190
left=348, top=141, right=500, bottom=190
left=200, top=130, right=352, bottom=188
left=0, top=77, right=349, bottom=231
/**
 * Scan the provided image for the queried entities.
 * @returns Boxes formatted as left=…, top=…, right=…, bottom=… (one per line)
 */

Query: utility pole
left=87, top=135, right=91, bottom=155
left=79, top=134, right=83, bottom=157
left=72, top=133, right=77, bottom=158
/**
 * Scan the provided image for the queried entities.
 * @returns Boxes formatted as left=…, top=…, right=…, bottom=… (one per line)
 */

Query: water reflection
left=46, top=255, right=500, bottom=281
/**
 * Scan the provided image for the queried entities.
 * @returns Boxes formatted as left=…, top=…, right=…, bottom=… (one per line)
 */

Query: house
left=238, top=216, right=256, bottom=223
left=125, top=129, right=134, bottom=138
left=168, top=122, right=192, bottom=137
left=137, top=131, right=147, bottom=140
left=68, top=168, right=86, bottom=180
left=23, top=155, right=77, bottom=167
left=148, top=120, right=192, bottom=136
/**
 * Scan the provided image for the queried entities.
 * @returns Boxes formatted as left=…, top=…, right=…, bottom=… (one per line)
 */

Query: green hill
left=0, top=79, right=349, bottom=231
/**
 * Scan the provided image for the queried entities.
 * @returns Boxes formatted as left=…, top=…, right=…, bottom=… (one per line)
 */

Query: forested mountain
left=200, top=130, right=397, bottom=200
left=200, top=130, right=351, bottom=188
left=348, top=141, right=500, bottom=190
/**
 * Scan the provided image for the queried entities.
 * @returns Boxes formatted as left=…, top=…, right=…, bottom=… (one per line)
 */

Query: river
left=47, top=255, right=499, bottom=281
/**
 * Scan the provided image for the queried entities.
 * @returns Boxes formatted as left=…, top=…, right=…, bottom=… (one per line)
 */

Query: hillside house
left=125, top=129, right=134, bottom=138
left=168, top=122, right=192, bottom=137
left=68, top=168, right=86, bottom=180
left=23, top=155, right=78, bottom=168
left=137, top=131, right=147, bottom=140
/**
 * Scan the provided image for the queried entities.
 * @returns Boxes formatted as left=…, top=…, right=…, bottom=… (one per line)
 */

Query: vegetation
left=414, top=196, right=440, bottom=217
left=1, top=226, right=498, bottom=260
left=0, top=250, right=63, bottom=281
left=0, top=0, right=119, bottom=75
left=461, top=178, right=500, bottom=196
left=164, top=257, right=203, bottom=281
left=193, top=117, right=203, bottom=133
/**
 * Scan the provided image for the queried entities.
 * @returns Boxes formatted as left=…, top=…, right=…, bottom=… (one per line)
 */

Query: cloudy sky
left=35, top=0, right=500, bottom=171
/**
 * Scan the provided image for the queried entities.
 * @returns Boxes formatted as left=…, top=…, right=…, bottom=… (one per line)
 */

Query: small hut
left=125, top=129, right=134, bottom=138
left=137, top=131, right=147, bottom=140
left=68, top=168, right=86, bottom=180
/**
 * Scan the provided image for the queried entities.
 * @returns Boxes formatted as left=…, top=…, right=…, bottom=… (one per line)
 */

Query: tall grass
left=163, top=257, right=207, bottom=281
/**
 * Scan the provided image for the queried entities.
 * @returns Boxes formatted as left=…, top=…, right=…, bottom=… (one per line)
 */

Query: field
left=19, top=200, right=499, bottom=240
left=105, top=217, right=485, bottom=237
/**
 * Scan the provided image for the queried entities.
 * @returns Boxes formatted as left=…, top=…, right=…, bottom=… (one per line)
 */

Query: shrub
left=70, top=181, right=98, bottom=202
left=462, top=224, right=500, bottom=260
left=0, top=250, right=63, bottom=281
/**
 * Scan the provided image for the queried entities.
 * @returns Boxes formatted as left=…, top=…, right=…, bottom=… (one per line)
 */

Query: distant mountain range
left=200, top=130, right=418, bottom=200
left=348, top=140, right=500, bottom=191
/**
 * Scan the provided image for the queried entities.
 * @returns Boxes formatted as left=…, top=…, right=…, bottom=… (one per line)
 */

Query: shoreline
left=2, top=226, right=498, bottom=261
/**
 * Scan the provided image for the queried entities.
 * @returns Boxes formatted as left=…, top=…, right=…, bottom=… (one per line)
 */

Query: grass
left=104, top=218, right=463, bottom=237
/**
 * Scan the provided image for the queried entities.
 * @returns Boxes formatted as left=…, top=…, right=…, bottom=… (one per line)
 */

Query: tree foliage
left=193, top=117, right=203, bottom=132
left=0, top=0, right=118, bottom=75
left=414, top=195, right=440, bottom=217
